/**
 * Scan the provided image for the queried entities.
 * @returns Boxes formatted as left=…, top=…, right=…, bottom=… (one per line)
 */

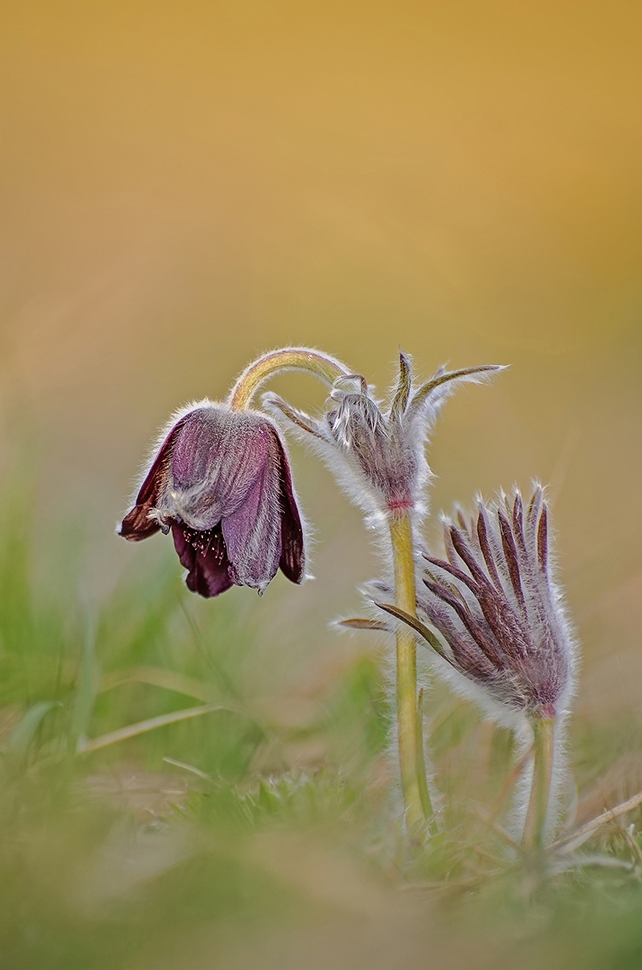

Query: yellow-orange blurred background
left=1, top=0, right=641, bottom=721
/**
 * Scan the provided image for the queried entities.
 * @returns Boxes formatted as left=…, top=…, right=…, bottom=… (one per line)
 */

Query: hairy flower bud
left=377, top=488, right=577, bottom=726
left=264, top=354, right=502, bottom=521
left=119, top=402, right=305, bottom=597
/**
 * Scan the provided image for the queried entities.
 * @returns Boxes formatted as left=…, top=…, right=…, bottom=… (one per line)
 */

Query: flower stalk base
left=228, top=348, right=349, bottom=411
left=523, top=716, right=555, bottom=851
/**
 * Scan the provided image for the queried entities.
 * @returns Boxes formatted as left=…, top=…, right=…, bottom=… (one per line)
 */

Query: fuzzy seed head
left=264, top=354, right=503, bottom=522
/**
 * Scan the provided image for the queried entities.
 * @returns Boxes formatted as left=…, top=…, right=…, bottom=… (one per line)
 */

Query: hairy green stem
left=228, top=347, right=350, bottom=411
left=389, top=511, right=433, bottom=830
left=523, top=716, right=555, bottom=851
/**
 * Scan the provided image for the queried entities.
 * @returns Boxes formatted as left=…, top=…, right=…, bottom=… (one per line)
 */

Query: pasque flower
left=377, top=487, right=577, bottom=726
left=371, top=487, right=578, bottom=845
left=119, top=402, right=305, bottom=598
left=264, top=354, right=502, bottom=521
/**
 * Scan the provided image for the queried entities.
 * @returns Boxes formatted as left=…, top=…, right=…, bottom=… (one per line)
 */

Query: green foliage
left=1, top=482, right=642, bottom=970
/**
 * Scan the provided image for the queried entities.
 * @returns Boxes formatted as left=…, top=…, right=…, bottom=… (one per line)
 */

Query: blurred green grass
left=2, top=472, right=642, bottom=970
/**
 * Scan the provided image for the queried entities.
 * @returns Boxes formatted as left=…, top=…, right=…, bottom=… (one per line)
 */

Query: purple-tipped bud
left=382, top=488, right=577, bottom=724
left=119, top=403, right=305, bottom=598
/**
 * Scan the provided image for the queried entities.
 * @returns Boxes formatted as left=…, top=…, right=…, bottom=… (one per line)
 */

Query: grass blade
left=76, top=704, right=236, bottom=754
left=6, top=700, right=59, bottom=761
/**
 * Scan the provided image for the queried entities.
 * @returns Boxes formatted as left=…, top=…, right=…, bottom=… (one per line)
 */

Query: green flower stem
left=229, top=347, right=432, bottom=834
left=523, top=716, right=555, bottom=850
left=389, top=511, right=433, bottom=830
left=228, top=348, right=350, bottom=411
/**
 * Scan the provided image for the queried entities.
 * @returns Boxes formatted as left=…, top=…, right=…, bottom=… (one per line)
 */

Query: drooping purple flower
left=119, top=402, right=305, bottom=598
left=376, top=488, right=577, bottom=725
left=264, top=354, right=503, bottom=521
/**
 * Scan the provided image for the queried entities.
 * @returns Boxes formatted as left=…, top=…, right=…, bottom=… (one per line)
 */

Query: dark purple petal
left=419, top=587, right=498, bottom=681
left=497, top=509, right=526, bottom=608
left=430, top=514, right=539, bottom=668
left=473, top=583, right=533, bottom=662
left=171, top=522, right=233, bottom=598
left=476, top=506, right=503, bottom=590
left=275, top=436, right=305, bottom=584
left=119, top=506, right=162, bottom=542
left=423, top=555, right=479, bottom=595
left=221, top=445, right=282, bottom=590
left=526, top=488, right=545, bottom=557
left=443, top=507, right=545, bottom=665
left=452, top=524, right=534, bottom=661
left=443, top=525, right=459, bottom=566
left=449, top=526, right=494, bottom=590
left=410, top=487, right=574, bottom=719
left=170, top=408, right=272, bottom=530
left=119, top=417, right=189, bottom=541
left=423, top=575, right=505, bottom=669
left=537, top=503, right=549, bottom=575
left=512, top=492, right=525, bottom=546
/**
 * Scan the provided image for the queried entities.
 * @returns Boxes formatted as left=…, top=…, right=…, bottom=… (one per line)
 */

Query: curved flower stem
left=229, top=347, right=432, bottom=834
left=228, top=348, right=350, bottom=411
left=389, top=510, right=433, bottom=831
left=523, top=716, right=555, bottom=851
